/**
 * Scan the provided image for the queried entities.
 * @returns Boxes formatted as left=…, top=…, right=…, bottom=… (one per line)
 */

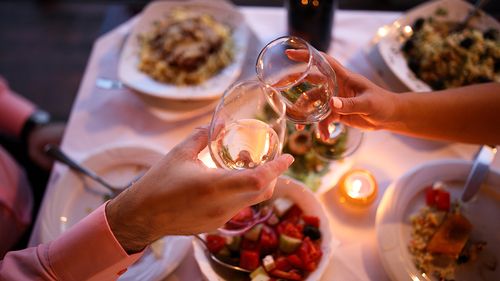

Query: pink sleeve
left=0, top=204, right=143, bottom=281
left=0, top=76, right=35, bottom=137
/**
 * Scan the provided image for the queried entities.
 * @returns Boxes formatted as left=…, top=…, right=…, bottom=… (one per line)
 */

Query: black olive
left=408, top=58, right=421, bottom=74
left=402, top=39, right=415, bottom=53
left=431, top=80, right=445, bottom=90
left=476, top=76, right=493, bottom=83
left=413, top=18, right=425, bottom=31
left=303, top=225, right=321, bottom=241
left=460, top=37, right=474, bottom=49
left=483, top=28, right=499, bottom=41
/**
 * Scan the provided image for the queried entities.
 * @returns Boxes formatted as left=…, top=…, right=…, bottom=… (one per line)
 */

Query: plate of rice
left=118, top=0, right=249, bottom=100
left=377, top=0, right=500, bottom=92
left=376, top=159, right=500, bottom=281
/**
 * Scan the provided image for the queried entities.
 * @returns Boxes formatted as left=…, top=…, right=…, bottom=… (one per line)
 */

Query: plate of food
left=376, top=159, right=500, bottom=281
left=377, top=0, right=500, bottom=92
left=118, top=0, right=249, bottom=100
left=193, top=176, right=336, bottom=281
left=39, top=145, right=191, bottom=281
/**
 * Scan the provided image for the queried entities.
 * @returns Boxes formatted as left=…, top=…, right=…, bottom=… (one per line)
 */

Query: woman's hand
left=285, top=49, right=401, bottom=138
left=106, top=126, right=294, bottom=253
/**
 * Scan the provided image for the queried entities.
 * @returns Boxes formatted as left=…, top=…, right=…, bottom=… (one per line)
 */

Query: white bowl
left=376, top=159, right=500, bottom=281
left=193, top=176, right=336, bottom=281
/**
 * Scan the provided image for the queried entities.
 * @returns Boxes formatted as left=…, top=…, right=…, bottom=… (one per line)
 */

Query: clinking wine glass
left=208, top=80, right=286, bottom=236
left=256, top=36, right=363, bottom=161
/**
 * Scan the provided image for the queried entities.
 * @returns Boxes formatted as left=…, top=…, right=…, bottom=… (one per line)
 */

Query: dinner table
left=29, top=4, right=500, bottom=281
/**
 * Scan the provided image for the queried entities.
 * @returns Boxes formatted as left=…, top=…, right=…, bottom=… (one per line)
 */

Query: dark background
left=1, top=0, right=499, bottom=121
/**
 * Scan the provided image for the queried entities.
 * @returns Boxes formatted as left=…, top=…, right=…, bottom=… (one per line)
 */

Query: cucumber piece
left=226, top=236, right=242, bottom=251
left=251, top=274, right=270, bottom=281
left=250, top=266, right=268, bottom=279
left=279, top=234, right=302, bottom=254
left=216, top=246, right=230, bottom=258
left=244, top=224, right=263, bottom=241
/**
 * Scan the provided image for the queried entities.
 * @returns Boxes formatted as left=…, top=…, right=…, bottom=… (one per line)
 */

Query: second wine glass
left=256, top=36, right=363, bottom=161
left=208, top=80, right=286, bottom=236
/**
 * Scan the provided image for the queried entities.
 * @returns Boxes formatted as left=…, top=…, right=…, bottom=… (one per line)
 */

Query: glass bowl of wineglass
left=256, top=36, right=363, bottom=162
left=208, top=79, right=287, bottom=235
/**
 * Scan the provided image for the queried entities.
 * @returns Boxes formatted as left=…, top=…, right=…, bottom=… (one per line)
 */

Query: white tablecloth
left=29, top=7, right=500, bottom=281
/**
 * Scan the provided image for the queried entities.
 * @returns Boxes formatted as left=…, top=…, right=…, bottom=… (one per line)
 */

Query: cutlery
left=96, top=77, right=124, bottom=90
left=461, top=145, right=497, bottom=202
left=453, top=0, right=489, bottom=33
left=45, top=144, right=142, bottom=197
left=194, top=235, right=250, bottom=274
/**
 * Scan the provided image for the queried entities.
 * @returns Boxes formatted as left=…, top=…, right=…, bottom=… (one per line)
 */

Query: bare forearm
left=390, top=83, right=500, bottom=144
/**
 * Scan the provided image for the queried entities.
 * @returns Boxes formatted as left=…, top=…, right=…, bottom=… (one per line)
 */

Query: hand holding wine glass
left=284, top=48, right=399, bottom=134
left=256, top=36, right=364, bottom=161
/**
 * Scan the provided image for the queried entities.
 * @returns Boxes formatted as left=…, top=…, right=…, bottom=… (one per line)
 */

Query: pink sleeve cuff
left=47, top=203, right=143, bottom=281
left=0, top=77, right=35, bottom=137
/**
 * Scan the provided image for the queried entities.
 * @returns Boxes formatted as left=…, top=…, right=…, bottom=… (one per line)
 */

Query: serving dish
left=193, top=176, right=337, bottom=281
left=118, top=0, right=249, bottom=100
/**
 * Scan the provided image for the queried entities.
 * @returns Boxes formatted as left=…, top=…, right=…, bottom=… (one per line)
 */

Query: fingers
left=228, top=154, right=294, bottom=192
left=332, top=95, right=371, bottom=115
left=318, top=112, right=340, bottom=140
left=174, top=126, right=209, bottom=159
left=287, top=49, right=349, bottom=81
left=285, top=49, right=309, bottom=62
left=251, top=154, right=294, bottom=183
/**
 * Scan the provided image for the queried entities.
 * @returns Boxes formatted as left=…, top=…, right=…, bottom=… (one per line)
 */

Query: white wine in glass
left=208, top=80, right=286, bottom=235
left=211, top=118, right=280, bottom=170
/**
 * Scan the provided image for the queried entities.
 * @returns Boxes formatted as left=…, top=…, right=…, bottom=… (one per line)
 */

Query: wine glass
left=256, top=36, right=363, bottom=161
left=208, top=80, right=286, bottom=236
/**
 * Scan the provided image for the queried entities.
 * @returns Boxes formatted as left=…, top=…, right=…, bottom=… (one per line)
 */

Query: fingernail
left=332, top=97, right=342, bottom=109
left=282, top=154, right=294, bottom=165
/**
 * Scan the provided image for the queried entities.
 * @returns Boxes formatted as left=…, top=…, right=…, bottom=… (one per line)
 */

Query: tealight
left=338, top=169, right=378, bottom=206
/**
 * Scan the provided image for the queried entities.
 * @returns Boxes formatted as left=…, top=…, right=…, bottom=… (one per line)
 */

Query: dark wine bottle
left=286, top=0, right=337, bottom=52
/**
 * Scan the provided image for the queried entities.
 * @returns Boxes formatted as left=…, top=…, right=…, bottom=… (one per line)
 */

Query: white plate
left=118, top=0, right=249, bottom=100
left=39, top=145, right=191, bottom=281
left=136, top=93, right=219, bottom=122
left=377, top=0, right=500, bottom=92
left=193, top=176, right=337, bottom=281
left=376, top=159, right=500, bottom=281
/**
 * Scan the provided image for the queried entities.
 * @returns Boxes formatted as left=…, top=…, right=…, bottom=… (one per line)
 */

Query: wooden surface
left=1, top=0, right=499, bottom=121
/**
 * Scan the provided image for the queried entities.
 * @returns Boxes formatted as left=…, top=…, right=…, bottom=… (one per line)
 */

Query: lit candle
left=338, top=169, right=378, bottom=206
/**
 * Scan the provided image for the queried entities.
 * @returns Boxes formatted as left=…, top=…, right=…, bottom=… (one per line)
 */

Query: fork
left=452, top=0, right=489, bottom=33
left=45, top=144, right=143, bottom=197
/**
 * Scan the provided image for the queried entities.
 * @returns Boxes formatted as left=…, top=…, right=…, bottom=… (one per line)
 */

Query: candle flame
left=348, top=179, right=363, bottom=198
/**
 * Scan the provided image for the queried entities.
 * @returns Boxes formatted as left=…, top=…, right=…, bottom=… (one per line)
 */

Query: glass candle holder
left=338, top=169, right=378, bottom=206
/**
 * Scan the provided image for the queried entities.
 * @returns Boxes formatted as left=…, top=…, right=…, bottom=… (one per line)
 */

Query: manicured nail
left=282, top=154, right=295, bottom=165
left=332, top=97, right=342, bottom=109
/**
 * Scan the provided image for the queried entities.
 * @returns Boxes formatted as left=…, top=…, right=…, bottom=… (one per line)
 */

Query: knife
left=461, top=145, right=497, bottom=202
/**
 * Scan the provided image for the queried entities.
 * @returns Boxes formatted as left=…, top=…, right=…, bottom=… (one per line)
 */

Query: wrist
left=381, top=91, right=407, bottom=131
left=105, top=194, right=152, bottom=254
left=20, top=109, right=50, bottom=146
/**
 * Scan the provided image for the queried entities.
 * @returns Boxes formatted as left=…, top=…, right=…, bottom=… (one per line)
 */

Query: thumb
left=331, top=96, right=370, bottom=115
left=285, top=49, right=309, bottom=62
left=174, top=126, right=209, bottom=159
